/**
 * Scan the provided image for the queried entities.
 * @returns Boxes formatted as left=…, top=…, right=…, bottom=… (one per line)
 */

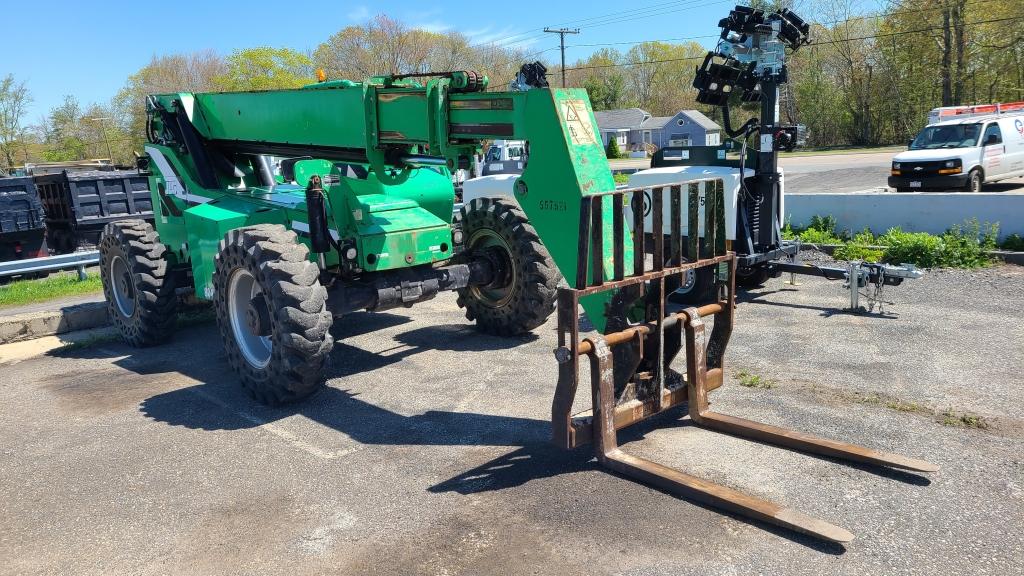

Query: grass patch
left=735, top=370, right=774, bottom=389
left=999, top=233, right=1024, bottom=252
left=788, top=215, right=999, bottom=269
left=847, top=390, right=990, bottom=429
left=939, top=409, right=989, bottom=429
left=885, top=399, right=928, bottom=414
left=777, top=145, right=904, bottom=157
left=0, top=272, right=103, bottom=309
left=613, top=172, right=630, bottom=185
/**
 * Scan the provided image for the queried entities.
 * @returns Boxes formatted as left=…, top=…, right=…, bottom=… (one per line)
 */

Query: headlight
left=944, top=160, right=958, bottom=168
left=892, top=162, right=900, bottom=169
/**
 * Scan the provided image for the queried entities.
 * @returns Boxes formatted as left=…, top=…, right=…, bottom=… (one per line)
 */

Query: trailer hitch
left=551, top=179, right=937, bottom=543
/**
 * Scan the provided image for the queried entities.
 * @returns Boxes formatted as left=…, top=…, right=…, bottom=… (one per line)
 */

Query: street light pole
left=544, top=27, right=580, bottom=88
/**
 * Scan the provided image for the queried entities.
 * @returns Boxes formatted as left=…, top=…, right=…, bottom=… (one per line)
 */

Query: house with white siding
left=593, top=108, right=722, bottom=153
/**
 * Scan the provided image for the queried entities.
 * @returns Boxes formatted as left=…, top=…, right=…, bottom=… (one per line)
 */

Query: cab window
left=909, top=123, right=980, bottom=149
left=982, top=123, right=1003, bottom=146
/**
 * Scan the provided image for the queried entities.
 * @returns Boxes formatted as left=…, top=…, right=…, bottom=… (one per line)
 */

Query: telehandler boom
left=99, top=6, right=935, bottom=545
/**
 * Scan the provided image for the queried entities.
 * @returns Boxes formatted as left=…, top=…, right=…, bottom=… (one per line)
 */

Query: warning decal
left=561, top=99, right=598, bottom=147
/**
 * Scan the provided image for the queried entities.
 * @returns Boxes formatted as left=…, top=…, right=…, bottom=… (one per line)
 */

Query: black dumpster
left=34, top=169, right=153, bottom=252
left=0, top=176, right=49, bottom=263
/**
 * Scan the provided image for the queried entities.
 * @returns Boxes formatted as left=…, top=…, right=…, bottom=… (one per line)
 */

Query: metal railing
left=0, top=251, right=98, bottom=280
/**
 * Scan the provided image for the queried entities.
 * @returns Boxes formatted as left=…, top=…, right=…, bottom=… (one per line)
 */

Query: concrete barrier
left=0, top=302, right=109, bottom=345
left=786, top=192, right=1024, bottom=240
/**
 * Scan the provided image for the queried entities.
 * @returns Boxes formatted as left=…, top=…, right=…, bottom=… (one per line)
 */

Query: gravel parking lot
left=2, top=259, right=1022, bottom=575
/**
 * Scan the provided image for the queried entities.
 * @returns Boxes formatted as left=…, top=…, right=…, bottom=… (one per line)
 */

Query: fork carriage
left=550, top=178, right=937, bottom=543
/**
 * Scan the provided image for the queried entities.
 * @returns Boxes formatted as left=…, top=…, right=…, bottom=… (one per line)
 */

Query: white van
left=889, top=114, right=1024, bottom=192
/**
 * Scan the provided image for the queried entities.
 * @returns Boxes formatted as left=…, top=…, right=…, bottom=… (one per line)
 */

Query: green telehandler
left=101, top=48, right=935, bottom=543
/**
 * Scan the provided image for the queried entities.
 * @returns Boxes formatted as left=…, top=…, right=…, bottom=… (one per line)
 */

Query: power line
left=467, top=0, right=707, bottom=50
left=559, top=14, right=1024, bottom=73
left=812, top=14, right=1023, bottom=46
left=464, top=0, right=729, bottom=55
left=561, top=0, right=1006, bottom=51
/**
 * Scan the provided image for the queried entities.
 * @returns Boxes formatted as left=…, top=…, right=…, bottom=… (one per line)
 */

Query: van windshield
left=910, top=123, right=981, bottom=149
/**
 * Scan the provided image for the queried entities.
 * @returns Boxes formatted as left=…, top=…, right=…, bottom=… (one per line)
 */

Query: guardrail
left=0, top=250, right=99, bottom=280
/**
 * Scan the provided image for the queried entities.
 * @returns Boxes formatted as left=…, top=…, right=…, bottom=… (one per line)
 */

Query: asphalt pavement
left=610, top=151, right=1024, bottom=195
left=2, top=258, right=1022, bottom=575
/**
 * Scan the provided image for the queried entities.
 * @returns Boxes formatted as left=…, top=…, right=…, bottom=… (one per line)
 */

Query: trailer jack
left=773, top=246, right=924, bottom=313
left=551, top=180, right=937, bottom=544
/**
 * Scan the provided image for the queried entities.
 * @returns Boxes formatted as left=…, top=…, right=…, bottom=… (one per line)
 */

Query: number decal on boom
left=539, top=200, right=567, bottom=211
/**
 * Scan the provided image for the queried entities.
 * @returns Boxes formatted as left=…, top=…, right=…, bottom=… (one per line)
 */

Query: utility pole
left=85, top=117, right=113, bottom=161
left=544, top=27, right=580, bottom=88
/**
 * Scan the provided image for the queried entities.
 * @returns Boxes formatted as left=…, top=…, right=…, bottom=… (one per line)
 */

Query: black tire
left=99, top=220, right=177, bottom=347
left=668, top=267, right=717, bottom=305
left=213, top=224, right=333, bottom=405
left=736, top=266, right=770, bottom=288
left=456, top=197, right=559, bottom=336
left=965, top=169, right=983, bottom=193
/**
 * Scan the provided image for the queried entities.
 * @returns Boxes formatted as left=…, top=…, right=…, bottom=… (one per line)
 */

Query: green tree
left=41, top=95, right=87, bottom=161
left=0, top=74, right=31, bottom=171
left=606, top=137, right=622, bottom=159
left=313, top=15, right=530, bottom=87
left=575, top=49, right=627, bottom=110
left=113, top=51, right=226, bottom=157
left=214, top=47, right=314, bottom=91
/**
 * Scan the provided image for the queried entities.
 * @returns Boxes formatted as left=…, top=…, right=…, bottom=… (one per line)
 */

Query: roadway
left=610, top=150, right=1024, bottom=194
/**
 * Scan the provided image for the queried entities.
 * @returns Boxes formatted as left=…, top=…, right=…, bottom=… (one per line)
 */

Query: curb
left=0, top=302, right=110, bottom=345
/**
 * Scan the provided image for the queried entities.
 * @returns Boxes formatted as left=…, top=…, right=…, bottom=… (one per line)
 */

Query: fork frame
left=550, top=179, right=937, bottom=544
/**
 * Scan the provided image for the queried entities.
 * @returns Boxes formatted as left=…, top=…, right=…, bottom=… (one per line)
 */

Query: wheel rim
left=110, top=255, right=136, bottom=318
left=228, top=267, right=272, bottom=369
left=675, top=269, right=696, bottom=294
left=468, top=228, right=517, bottom=308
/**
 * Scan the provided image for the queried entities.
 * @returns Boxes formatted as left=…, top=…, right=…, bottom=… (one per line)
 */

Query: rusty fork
left=551, top=179, right=937, bottom=544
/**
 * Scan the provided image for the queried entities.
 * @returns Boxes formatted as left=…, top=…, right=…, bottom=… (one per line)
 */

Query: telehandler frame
left=97, top=5, right=936, bottom=545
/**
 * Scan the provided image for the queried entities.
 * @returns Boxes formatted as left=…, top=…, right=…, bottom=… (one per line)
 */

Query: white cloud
left=467, top=25, right=527, bottom=46
left=415, top=21, right=451, bottom=33
left=347, top=5, right=369, bottom=21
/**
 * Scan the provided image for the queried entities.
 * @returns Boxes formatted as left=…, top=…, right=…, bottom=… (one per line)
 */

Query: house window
left=677, top=119, right=685, bottom=126
left=643, top=131, right=652, bottom=144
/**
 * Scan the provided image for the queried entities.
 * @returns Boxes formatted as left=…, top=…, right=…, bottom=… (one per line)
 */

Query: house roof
left=594, top=108, right=723, bottom=132
left=593, top=108, right=650, bottom=130
left=639, top=116, right=673, bottom=129
left=682, top=110, right=722, bottom=131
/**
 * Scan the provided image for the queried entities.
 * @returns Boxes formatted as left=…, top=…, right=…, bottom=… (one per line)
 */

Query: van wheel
left=965, top=169, right=983, bottom=193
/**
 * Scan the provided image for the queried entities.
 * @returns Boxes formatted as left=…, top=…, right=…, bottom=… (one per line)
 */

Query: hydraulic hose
left=722, top=104, right=759, bottom=139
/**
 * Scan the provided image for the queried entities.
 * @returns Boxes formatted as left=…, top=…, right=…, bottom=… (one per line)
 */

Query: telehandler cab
left=100, top=6, right=935, bottom=544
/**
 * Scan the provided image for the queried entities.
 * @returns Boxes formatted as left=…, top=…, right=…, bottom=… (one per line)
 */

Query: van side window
left=982, top=123, right=1003, bottom=145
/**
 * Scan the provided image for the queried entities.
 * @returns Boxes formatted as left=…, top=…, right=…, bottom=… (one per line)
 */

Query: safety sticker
left=561, top=99, right=598, bottom=147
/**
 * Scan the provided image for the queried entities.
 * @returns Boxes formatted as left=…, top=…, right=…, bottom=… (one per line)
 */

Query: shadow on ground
left=50, top=308, right=889, bottom=552
left=738, top=286, right=899, bottom=319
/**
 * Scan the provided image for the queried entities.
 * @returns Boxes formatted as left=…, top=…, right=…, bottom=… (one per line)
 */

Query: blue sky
left=5, top=0, right=824, bottom=122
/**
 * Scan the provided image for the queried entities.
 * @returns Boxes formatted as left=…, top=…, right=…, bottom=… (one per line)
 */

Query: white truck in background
left=890, top=102, right=1024, bottom=192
